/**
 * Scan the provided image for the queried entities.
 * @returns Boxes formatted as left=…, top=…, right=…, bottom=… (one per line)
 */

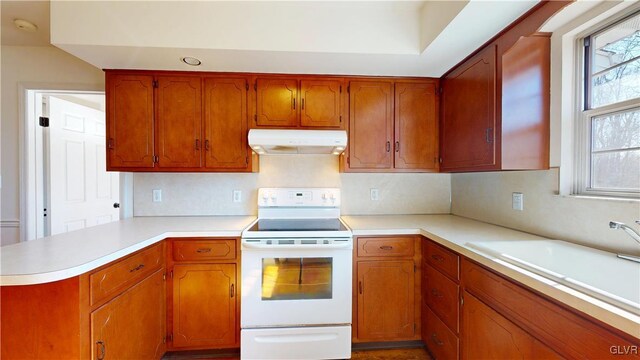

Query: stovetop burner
left=247, top=218, right=348, bottom=232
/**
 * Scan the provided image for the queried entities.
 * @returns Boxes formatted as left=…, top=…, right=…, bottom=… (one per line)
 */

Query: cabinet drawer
left=90, top=243, right=163, bottom=306
left=424, top=240, right=459, bottom=281
left=424, top=264, right=459, bottom=333
left=424, top=305, right=459, bottom=360
left=357, top=236, right=414, bottom=258
left=173, top=239, right=236, bottom=262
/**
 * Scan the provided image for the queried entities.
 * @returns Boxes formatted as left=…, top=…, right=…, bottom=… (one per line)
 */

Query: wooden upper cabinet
left=172, top=264, right=237, bottom=349
left=156, top=76, right=202, bottom=168
left=394, top=82, right=438, bottom=170
left=91, top=269, right=166, bottom=360
left=348, top=81, right=394, bottom=170
left=204, top=78, right=249, bottom=169
left=441, top=45, right=497, bottom=171
left=107, top=74, right=155, bottom=169
left=300, top=79, right=343, bottom=128
left=357, top=260, right=415, bottom=341
left=501, top=34, right=550, bottom=170
left=256, top=78, right=298, bottom=127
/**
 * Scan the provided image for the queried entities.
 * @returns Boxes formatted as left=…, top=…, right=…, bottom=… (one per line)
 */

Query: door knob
left=113, top=203, right=120, bottom=208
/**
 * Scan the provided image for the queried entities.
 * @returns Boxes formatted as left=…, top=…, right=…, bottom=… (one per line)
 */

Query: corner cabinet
left=105, top=71, right=257, bottom=173
left=441, top=46, right=497, bottom=171
left=440, top=30, right=553, bottom=172
left=343, top=80, right=439, bottom=172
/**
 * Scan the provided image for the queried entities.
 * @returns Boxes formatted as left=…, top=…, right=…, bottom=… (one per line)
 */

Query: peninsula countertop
left=0, top=216, right=256, bottom=286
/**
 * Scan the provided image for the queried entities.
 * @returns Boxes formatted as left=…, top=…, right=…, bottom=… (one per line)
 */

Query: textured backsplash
left=451, top=168, right=640, bottom=256
left=133, top=155, right=451, bottom=216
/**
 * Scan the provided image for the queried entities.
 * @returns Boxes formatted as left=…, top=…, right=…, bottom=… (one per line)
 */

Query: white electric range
left=241, top=188, right=353, bottom=360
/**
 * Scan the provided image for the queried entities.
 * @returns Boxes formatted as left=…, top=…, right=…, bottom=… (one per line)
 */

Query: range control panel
left=258, top=188, right=340, bottom=207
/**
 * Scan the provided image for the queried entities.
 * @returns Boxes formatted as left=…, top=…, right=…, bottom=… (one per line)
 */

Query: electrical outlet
left=370, top=188, right=379, bottom=201
left=233, top=190, right=242, bottom=203
left=512, top=192, right=523, bottom=211
left=153, top=189, right=162, bottom=202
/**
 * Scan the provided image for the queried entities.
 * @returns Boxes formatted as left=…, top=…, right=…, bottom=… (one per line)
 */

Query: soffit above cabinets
left=50, top=1, right=539, bottom=77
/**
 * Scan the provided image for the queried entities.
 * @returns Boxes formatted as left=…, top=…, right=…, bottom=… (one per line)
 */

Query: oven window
left=262, top=257, right=332, bottom=300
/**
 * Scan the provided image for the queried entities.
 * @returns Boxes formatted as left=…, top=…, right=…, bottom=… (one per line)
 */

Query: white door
left=47, top=96, right=119, bottom=236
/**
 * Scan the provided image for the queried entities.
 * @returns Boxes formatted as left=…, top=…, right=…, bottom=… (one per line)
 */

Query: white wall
left=0, top=45, right=104, bottom=245
left=133, top=156, right=451, bottom=217
left=451, top=2, right=640, bottom=256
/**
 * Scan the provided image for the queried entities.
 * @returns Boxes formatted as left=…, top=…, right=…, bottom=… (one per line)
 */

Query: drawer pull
left=431, top=254, right=445, bottom=262
left=431, top=289, right=443, bottom=298
left=196, top=248, right=212, bottom=253
left=431, top=333, right=444, bottom=346
left=129, top=264, right=145, bottom=273
left=96, top=341, right=106, bottom=360
left=379, top=245, right=394, bottom=250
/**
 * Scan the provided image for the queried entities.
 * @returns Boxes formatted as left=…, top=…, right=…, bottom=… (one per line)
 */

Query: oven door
left=241, top=241, right=352, bottom=328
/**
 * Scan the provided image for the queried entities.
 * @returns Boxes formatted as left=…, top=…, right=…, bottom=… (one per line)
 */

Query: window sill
left=553, top=193, right=640, bottom=203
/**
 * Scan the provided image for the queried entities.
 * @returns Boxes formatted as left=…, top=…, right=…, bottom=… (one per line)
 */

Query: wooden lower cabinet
left=171, top=264, right=237, bottom=349
left=91, top=269, right=166, bottom=360
left=461, top=290, right=560, bottom=360
left=357, top=260, right=415, bottom=340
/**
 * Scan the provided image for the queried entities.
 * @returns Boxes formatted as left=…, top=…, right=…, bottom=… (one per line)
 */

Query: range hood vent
left=248, top=129, right=347, bottom=155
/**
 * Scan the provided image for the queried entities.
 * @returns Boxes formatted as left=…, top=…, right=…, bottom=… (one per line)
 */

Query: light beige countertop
left=342, top=214, right=640, bottom=339
left=0, top=216, right=255, bottom=286
left=1, top=213, right=637, bottom=339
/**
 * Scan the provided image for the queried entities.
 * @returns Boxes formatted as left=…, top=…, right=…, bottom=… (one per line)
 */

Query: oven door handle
left=242, top=242, right=352, bottom=250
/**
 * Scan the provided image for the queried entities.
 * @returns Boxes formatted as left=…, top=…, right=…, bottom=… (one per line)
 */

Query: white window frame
left=574, top=9, right=640, bottom=199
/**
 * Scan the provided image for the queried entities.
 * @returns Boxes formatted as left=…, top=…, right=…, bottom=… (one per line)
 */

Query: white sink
left=466, top=240, right=640, bottom=316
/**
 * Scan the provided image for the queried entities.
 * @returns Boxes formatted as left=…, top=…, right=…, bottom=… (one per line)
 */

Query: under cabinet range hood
left=248, top=129, right=347, bottom=155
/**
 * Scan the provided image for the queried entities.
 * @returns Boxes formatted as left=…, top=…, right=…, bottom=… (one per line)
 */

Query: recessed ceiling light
left=14, top=19, right=38, bottom=33
left=181, top=57, right=201, bottom=66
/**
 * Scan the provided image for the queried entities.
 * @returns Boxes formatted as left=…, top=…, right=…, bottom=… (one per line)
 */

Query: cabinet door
left=300, top=79, right=342, bottom=128
left=357, top=260, right=414, bottom=340
left=348, top=81, right=394, bottom=169
left=91, top=269, right=165, bottom=360
left=461, top=291, right=560, bottom=360
left=441, top=45, right=497, bottom=171
left=156, top=76, right=202, bottom=168
left=394, top=82, right=438, bottom=170
left=256, top=78, right=298, bottom=127
left=204, top=78, right=249, bottom=169
left=107, top=74, right=155, bottom=169
left=172, top=264, right=237, bottom=348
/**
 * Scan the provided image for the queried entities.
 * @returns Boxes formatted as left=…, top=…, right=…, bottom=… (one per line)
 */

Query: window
left=578, top=10, right=640, bottom=198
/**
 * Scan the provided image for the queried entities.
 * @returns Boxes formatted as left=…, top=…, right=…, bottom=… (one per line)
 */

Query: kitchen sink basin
left=466, top=240, right=640, bottom=316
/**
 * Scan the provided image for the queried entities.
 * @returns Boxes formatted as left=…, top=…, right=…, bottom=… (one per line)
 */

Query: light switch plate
left=233, top=190, right=242, bottom=203
left=512, top=192, right=523, bottom=211
left=370, top=188, right=379, bottom=201
left=153, top=189, right=162, bottom=202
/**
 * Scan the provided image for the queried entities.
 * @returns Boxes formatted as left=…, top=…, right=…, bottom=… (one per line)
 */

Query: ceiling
left=1, top=0, right=50, bottom=46
left=4, top=1, right=545, bottom=77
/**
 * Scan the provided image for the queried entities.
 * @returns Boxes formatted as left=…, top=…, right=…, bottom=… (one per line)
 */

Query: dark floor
left=164, top=347, right=432, bottom=360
